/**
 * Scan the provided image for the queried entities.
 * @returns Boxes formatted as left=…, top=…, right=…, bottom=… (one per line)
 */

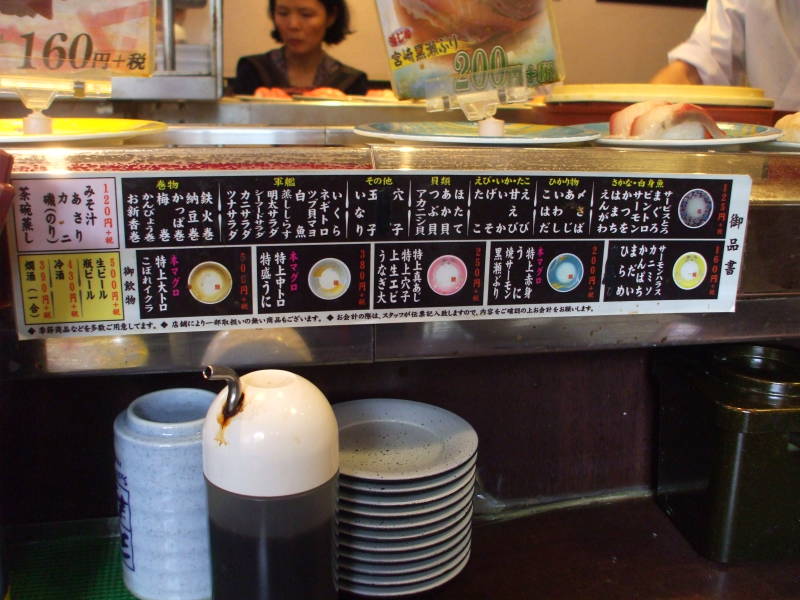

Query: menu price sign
left=0, top=0, right=155, bottom=94
left=373, top=0, right=563, bottom=99
left=6, top=170, right=750, bottom=340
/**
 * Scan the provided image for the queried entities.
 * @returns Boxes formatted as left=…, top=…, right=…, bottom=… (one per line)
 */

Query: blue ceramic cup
left=114, top=388, right=215, bottom=600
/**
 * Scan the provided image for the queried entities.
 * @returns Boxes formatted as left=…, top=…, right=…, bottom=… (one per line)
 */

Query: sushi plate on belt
left=353, top=122, right=601, bottom=145
left=586, top=122, right=782, bottom=148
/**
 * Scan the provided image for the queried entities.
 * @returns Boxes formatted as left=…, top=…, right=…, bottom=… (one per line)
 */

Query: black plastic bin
left=653, top=344, right=800, bottom=563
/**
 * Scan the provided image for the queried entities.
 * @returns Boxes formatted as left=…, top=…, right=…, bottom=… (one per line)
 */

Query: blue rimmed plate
left=587, top=121, right=782, bottom=147
left=353, top=121, right=601, bottom=145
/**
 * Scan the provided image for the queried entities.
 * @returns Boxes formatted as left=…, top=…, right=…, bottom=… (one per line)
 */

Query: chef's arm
left=650, top=60, right=702, bottom=85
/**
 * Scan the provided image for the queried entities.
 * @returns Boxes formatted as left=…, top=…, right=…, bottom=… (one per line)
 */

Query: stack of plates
left=334, top=398, right=478, bottom=597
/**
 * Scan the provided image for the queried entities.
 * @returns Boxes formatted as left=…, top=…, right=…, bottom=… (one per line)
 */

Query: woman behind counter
left=233, top=0, right=368, bottom=96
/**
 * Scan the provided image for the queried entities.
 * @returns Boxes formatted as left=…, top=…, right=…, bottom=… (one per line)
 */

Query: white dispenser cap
left=202, top=369, right=338, bottom=497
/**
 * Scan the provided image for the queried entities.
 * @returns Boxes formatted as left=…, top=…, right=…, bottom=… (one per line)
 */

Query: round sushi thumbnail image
left=187, top=261, right=233, bottom=304
left=427, top=255, right=468, bottom=296
left=678, top=188, right=714, bottom=229
left=546, top=253, right=584, bottom=293
left=309, top=257, right=351, bottom=300
left=672, top=252, right=707, bottom=290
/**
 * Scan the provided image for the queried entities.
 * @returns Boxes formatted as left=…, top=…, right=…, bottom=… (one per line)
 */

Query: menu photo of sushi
left=136, top=247, right=252, bottom=319
left=256, top=244, right=371, bottom=314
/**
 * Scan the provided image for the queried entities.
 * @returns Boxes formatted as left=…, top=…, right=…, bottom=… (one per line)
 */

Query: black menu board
left=8, top=170, right=750, bottom=339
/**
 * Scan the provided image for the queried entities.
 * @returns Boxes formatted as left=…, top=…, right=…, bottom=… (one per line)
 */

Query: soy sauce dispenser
left=202, top=366, right=339, bottom=599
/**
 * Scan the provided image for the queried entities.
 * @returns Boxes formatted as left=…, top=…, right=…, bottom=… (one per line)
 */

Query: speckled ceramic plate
left=338, top=474, right=475, bottom=518
left=338, top=452, right=477, bottom=494
left=338, top=550, right=470, bottom=597
left=338, top=515, right=471, bottom=562
left=337, top=485, right=473, bottom=531
left=335, top=398, right=478, bottom=481
left=339, top=528, right=471, bottom=576
left=340, top=542, right=471, bottom=586
left=338, top=504, right=472, bottom=541
left=339, top=507, right=472, bottom=562
left=339, top=466, right=476, bottom=506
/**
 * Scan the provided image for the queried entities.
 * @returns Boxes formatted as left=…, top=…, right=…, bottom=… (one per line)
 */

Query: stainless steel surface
left=111, top=0, right=223, bottom=100
left=1, top=324, right=374, bottom=378
left=137, top=124, right=330, bottom=146
left=203, top=365, right=240, bottom=417
left=161, top=0, right=176, bottom=72
left=133, top=124, right=366, bottom=146
left=3, top=141, right=799, bottom=377
left=0, top=98, right=538, bottom=125
left=373, top=297, right=800, bottom=361
left=211, top=99, right=540, bottom=127
left=111, top=76, right=221, bottom=101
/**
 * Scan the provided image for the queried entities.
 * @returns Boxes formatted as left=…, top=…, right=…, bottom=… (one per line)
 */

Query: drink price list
left=7, top=170, right=751, bottom=340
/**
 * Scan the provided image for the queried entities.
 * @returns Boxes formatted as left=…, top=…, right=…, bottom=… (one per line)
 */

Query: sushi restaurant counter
left=8, top=497, right=799, bottom=599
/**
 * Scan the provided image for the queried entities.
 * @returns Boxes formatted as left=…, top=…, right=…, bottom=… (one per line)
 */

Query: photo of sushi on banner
left=487, top=241, right=597, bottom=306
left=602, top=241, right=721, bottom=302
left=256, top=244, right=370, bottom=314
left=678, top=189, right=714, bottom=229
left=374, top=243, right=483, bottom=310
left=546, top=253, right=584, bottom=293
left=136, top=248, right=252, bottom=319
left=308, top=257, right=351, bottom=300
left=427, top=255, right=468, bottom=297
left=672, top=252, right=708, bottom=291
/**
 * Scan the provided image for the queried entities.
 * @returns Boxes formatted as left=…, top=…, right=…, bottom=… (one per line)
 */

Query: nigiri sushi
left=775, top=112, right=800, bottom=142
left=609, top=101, right=726, bottom=140
left=608, top=100, right=669, bottom=137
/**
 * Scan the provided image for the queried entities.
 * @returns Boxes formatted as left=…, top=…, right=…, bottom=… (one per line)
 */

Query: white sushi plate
left=586, top=122, right=782, bottom=147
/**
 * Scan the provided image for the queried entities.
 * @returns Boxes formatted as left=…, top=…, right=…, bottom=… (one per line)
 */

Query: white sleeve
left=666, top=0, right=746, bottom=86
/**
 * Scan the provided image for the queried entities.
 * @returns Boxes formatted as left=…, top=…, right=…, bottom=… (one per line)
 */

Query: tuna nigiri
left=609, top=101, right=726, bottom=140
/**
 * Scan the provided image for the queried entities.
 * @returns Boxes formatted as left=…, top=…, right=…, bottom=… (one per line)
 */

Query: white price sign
left=0, top=0, right=156, bottom=80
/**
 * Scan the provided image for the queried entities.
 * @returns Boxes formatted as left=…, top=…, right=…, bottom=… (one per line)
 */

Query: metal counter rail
left=2, top=140, right=798, bottom=378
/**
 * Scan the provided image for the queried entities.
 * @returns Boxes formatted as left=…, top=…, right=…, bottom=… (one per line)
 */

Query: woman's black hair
left=269, top=0, right=352, bottom=45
